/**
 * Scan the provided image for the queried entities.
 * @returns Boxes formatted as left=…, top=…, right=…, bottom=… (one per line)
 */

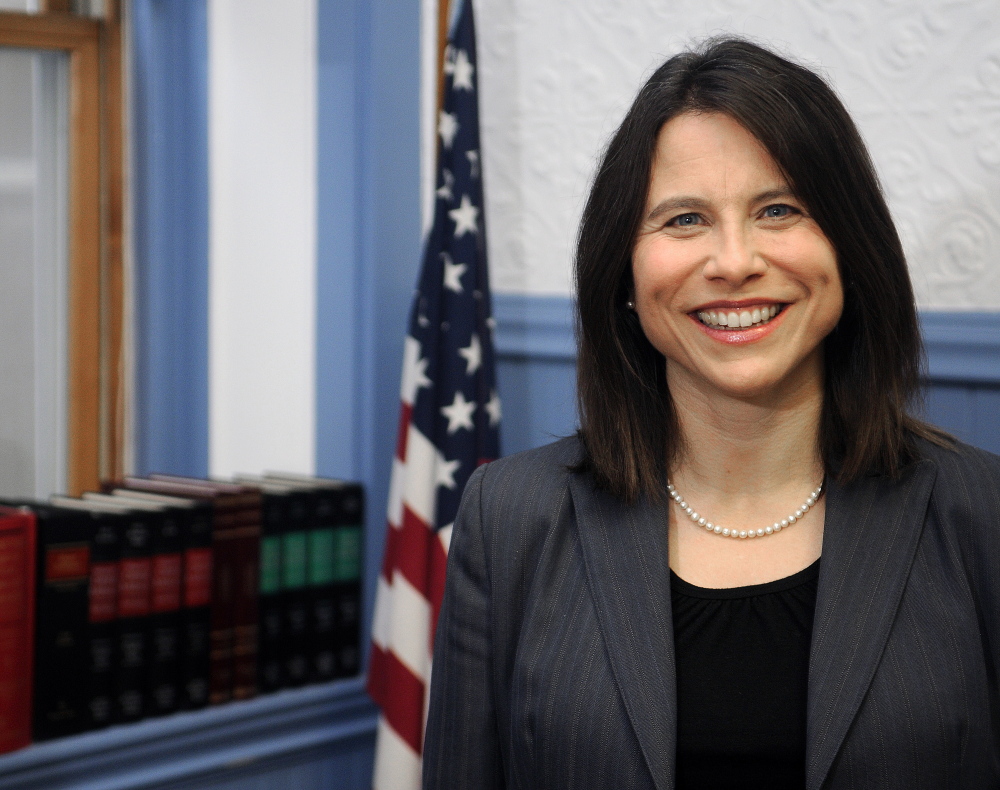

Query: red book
left=0, top=507, right=37, bottom=754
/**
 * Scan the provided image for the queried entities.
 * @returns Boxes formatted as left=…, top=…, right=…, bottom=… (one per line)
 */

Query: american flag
left=368, top=2, right=500, bottom=787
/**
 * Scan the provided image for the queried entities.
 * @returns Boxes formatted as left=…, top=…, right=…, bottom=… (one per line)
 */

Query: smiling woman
left=423, top=38, right=1000, bottom=790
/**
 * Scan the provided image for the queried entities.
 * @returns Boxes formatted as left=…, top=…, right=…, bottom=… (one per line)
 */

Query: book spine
left=115, top=516, right=152, bottom=723
left=87, top=516, right=120, bottom=729
left=148, top=513, right=182, bottom=716
left=208, top=508, right=237, bottom=705
left=231, top=497, right=261, bottom=700
left=334, top=486, right=364, bottom=678
left=0, top=510, right=36, bottom=754
left=281, top=519, right=310, bottom=686
left=180, top=507, right=212, bottom=709
left=308, top=491, right=338, bottom=682
left=33, top=516, right=91, bottom=740
left=257, top=495, right=285, bottom=693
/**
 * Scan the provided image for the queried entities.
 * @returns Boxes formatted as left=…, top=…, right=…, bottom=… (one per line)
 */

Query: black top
left=671, top=559, right=820, bottom=790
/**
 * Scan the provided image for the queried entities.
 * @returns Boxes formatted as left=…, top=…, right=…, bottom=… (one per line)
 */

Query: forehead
left=648, top=112, right=787, bottom=201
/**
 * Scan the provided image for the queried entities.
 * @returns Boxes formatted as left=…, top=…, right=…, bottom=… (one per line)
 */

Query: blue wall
left=131, top=0, right=210, bottom=478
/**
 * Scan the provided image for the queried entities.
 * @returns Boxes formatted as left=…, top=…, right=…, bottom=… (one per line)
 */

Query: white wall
left=208, top=0, right=317, bottom=477
left=470, top=0, right=1000, bottom=308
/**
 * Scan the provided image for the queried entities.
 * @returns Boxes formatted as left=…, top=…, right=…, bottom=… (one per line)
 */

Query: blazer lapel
left=569, top=476, right=676, bottom=790
left=806, top=459, right=937, bottom=789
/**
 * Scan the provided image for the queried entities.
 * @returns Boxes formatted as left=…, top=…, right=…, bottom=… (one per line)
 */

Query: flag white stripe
left=387, top=457, right=406, bottom=528
left=388, top=571, right=433, bottom=684
left=403, top=424, right=442, bottom=526
left=372, top=716, right=422, bottom=790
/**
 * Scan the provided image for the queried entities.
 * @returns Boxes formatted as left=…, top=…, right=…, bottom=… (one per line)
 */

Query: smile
left=695, top=304, right=783, bottom=330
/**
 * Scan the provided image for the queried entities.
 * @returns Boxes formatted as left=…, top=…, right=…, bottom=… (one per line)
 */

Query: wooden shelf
left=0, top=677, right=377, bottom=790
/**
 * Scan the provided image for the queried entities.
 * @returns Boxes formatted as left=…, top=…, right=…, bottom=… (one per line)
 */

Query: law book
left=148, top=475, right=262, bottom=700
left=5, top=501, right=93, bottom=740
left=107, top=489, right=213, bottom=710
left=49, top=501, right=123, bottom=730
left=49, top=498, right=129, bottom=728
left=266, top=474, right=364, bottom=680
left=52, top=497, right=153, bottom=724
left=232, top=476, right=313, bottom=690
left=0, top=506, right=36, bottom=755
left=119, top=477, right=260, bottom=703
left=83, top=493, right=184, bottom=717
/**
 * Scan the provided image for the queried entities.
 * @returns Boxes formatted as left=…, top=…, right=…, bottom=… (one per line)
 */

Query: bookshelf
left=0, top=677, right=376, bottom=790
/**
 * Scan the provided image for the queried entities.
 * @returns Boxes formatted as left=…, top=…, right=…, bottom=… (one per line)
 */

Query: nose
left=702, top=225, right=766, bottom=287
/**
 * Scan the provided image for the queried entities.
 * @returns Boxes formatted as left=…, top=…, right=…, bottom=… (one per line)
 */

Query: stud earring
left=626, top=300, right=635, bottom=311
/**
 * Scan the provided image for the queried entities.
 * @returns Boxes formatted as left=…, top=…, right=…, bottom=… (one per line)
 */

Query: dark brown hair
left=575, top=37, right=945, bottom=503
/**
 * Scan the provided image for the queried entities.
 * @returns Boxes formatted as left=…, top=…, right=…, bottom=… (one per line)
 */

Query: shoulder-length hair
left=575, top=37, right=944, bottom=503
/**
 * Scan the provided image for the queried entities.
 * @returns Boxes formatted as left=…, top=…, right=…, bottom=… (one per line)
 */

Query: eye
left=762, top=204, right=797, bottom=219
left=666, top=212, right=704, bottom=227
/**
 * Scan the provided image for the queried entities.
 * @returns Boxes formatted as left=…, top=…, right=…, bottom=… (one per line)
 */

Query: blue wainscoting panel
left=494, top=293, right=578, bottom=456
left=0, top=680, right=376, bottom=790
left=131, top=0, right=210, bottom=477
left=922, top=312, right=1000, bottom=455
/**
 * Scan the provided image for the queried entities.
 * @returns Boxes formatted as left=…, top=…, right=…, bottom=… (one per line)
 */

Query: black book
left=233, top=477, right=315, bottom=691
left=84, top=493, right=183, bottom=717
left=4, top=500, right=93, bottom=740
left=266, top=475, right=364, bottom=680
left=106, top=489, right=213, bottom=710
left=52, top=497, right=154, bottom=724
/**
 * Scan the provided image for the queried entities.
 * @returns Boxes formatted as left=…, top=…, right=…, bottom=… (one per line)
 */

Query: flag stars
left=436, top=457, right=460, bottom=490
left=438, top=110, right=459, bottom=149
left=466, top=149, right=480, bottom=179
left=459, top=333, right=482, bottom=375
left=441, top=391, right=476, bottom=434
left=436, top=168, right=454, bottom=202
left=442, top=253, right=468, bottom=293
left=485, top=390, right=502, bottom=427
left=448, top=194, right=479, bottom=237
left=451, top=49, right=474, bottom=91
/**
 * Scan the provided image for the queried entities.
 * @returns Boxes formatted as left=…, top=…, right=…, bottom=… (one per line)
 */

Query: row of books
left=0, top=472, right=363, bottom=755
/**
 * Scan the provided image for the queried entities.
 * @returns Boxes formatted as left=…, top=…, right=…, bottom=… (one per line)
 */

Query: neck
left=667, top=356, right=825, bottom=500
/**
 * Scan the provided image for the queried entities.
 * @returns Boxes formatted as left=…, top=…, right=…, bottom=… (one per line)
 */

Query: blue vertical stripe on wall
left=316, top=0, right=361, bottom=484
left=131, top=0, right=210, bottom=477
left=315, top=0, right=423, bottom=668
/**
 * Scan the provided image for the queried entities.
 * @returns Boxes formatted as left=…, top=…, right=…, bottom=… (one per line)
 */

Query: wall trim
left=0, top=679, right=376, bottom=790
left=493, top=294, right=1000, bottom=385
left=493, top=292, right=576, bottom=360
left=920, top=312, right=1000, bottom=384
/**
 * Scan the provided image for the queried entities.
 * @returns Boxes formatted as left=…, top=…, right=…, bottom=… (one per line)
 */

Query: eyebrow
left=645, top=188, right=797, bottom=222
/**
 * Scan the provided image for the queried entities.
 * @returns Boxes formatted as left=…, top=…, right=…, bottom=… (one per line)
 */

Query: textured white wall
left=208, top=0, right=317, bottom=477
left=472, top=0, right=1000, bottom=308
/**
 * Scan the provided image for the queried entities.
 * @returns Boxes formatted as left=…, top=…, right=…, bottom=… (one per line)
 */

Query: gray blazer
left=423, top=436, right=1000, bottom=789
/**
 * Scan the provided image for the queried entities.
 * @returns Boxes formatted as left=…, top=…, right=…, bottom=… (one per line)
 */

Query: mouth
left=694, top=303, right=784, bottom=330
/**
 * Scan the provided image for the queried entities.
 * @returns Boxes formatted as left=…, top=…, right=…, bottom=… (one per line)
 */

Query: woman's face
left=631, top=111, right=843, bottom=402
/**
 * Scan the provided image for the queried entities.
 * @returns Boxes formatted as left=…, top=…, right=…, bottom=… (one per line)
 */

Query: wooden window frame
left=0, top=3, right=124, bottom=495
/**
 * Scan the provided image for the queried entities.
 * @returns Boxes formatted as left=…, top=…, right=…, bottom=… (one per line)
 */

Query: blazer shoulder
left=465, top=435, right=583, bottom=555
left=915, top=435, right=1000, bottom=546
left=917, top=435, right=1000, bottom=490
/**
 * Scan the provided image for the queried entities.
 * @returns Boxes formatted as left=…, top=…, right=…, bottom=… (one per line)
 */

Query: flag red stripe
left=397, top=505, right=434, bottom=592
left=396, top=403, right=413, bottom=462
left=369, top=643, right=425, bottom=754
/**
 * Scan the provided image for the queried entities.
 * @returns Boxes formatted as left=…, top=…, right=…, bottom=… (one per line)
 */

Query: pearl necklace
left=666, top=481, right=824, bottom=539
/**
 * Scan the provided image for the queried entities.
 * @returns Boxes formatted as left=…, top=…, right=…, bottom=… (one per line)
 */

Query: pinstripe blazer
left=423, top=435, right=1000, bottom=789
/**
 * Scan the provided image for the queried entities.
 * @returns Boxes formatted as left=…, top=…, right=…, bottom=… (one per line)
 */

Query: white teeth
left=695, top=304, right=782, bottom=329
